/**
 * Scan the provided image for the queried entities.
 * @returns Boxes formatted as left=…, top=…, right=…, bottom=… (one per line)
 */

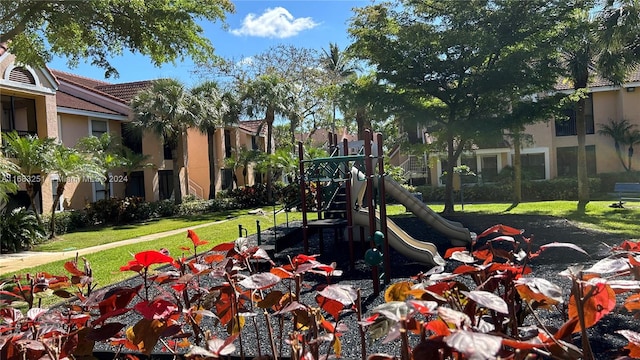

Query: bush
left=42, top=210, right=91, bottom=235
left=0, top=207, right=46, bottom=252
left=597, top=171, right=640, bottom=196
left=416, top=177, right=602, bottom=202
left=226, top=184, right=269, bottom=208
left=176, top=198, right=240, bottom=216
left=85, top=197, right=158, bottom=225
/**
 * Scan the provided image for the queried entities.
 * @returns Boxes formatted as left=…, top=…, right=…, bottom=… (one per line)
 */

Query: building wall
left=186, top=128, right=211, bottom=199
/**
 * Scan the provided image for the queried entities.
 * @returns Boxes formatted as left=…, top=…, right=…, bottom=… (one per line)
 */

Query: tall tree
left=3, top=131, right=54, bottom=223
left=562, top=0, right=640, bottom=213
left=349, top=0, right=572, bottom=214
left=338, top=73, right=391, bottom=140
left=242, top=73, right=294, bottom=203
left=191, top=81, right=228, bottom=199
left=131, top=78, right=195, bottom=204
left=46, top=144, right=104, bottom=238
left=2, top=0, right=233, bottom=78
left=320, top=43, right=358, bottom=134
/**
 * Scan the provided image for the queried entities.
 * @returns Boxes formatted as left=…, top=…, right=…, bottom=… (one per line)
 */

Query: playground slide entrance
left=352, top=209, right=446, bottom=266
left=382, top=177, right=472, bottom=246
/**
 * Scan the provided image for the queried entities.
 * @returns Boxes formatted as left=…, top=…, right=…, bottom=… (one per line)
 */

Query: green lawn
left=422, top=200, right=640, bottom=239
left=35, top=210, right=246, bottom=252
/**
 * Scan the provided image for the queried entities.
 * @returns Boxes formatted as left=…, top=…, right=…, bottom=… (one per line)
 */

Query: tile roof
left=238, top=120, right=267, bottom=135
left=50, top=69, right=153, bottom=104
left=56, top=91, right=124, bottom=116
left=555, top=68, right=640, bottom=91
left=96, top=81, right=154, bottom=102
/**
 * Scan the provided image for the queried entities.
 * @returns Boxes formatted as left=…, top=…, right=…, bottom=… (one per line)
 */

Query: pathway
left=0, top=220, right=227, bottom=275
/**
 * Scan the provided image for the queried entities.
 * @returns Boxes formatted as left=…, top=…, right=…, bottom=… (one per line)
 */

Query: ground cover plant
left=3, top=219, right=640, bottom=360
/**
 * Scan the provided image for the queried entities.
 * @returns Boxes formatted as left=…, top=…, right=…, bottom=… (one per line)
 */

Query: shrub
left=42, top=210, right=91, bottom=235
left=85, top=197, right=157, bottom=225
left=226, top=184, right=269, bottom=208
left=416, top=177, right=602, bottom=202
left=176, top=198, right=240, bottom=216
left=597, top=171, right=640, bottom=195
left=0, top=207, right=46, bottom=252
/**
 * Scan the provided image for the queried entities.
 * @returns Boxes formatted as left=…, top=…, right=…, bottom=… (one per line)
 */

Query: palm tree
left=131, top=78, right=196, bottom=204
left=0, top=153, right=19, bottom=204
left=242, top=73, right=293, bottom=203
left=321, top=43, right=358, bottom=134
left=76, top=132, right=126, bottom=199
left=190, top=81, right=229, bottom=199
left=563, top=1, right=640, bottom=213
left=46, top=144, right=104, bottom=238
left=598, top=119, right=636, bottom=171
left=3, top=131, right=54, bottom=224
left=625, top=129, right=640, bottom=171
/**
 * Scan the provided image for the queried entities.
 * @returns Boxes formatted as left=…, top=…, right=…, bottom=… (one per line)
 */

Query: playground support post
left=364, top=130, right=379, bottom=295
left=343, top=138, right=355, bottom=270
left=298, top=141, right=309, bottom=254
left=377, top=133, right=390, bottom=284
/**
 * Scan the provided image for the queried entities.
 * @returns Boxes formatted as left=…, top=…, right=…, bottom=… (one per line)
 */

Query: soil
left=88, top=212, right=639, bottom=359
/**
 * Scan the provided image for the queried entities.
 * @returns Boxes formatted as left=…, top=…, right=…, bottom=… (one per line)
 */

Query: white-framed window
left=92, top=177, right=114, bottom=201
left=51, top=175, right=64, bottom=212
left=90, top=119, right=108, bottom=137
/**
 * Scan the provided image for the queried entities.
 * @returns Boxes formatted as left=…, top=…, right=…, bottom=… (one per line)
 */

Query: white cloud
left=231, top=7, right=319, bottom=38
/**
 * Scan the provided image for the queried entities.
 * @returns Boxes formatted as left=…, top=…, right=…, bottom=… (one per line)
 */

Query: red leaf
left=98, top=287, right=140, bottom=316
left=211, top=242, right=235, bottom=251
left=187, top=230, right=209, bottom=247
left=444, top=247, right=467, bottom=259
left=316, top=294, right=344, bottom=320
left=568, top=282, right=615, bottom=332
left=617, top=330, right=640, bottom=358
left=317, top=285, right=358, bottom=306
left=539, top=242, right=588, bottom=256
left=86, top=323, right=126, bottom=341
left=134, top=250, right=174, bottom=268
left=64, top=261, right=85, bottom=276
left=426, top=319, right=451, bottom=336
left=120, top=260, right=144, bottom=273
left=477, top=224, right=523, bottom=238
left=445, top=330, right=502, bottom=359
left=203, top=254, right=225, bottom=263
left=134, top=299, right=179, bottom=320
left=271, top=267, right=294, bottom=279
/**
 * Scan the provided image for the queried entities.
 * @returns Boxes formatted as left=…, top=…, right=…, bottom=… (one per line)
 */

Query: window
left=94, top=182, right=106, bottom=201
left=121, top=123, right=142, bottom=154
left=90, top=120, right=108, bottom=137
left=520, top=153, right=546, bottom=180
left=481, top=156, right=498, bottom=182
left=163, top=141, right=173, bottom=160
left=125, top=171, right=145, bottom=197
left=557, top=145, right=597, bottom=177
left=158, top=170, right=173, bottom=200
left=224, top=130, right=232, bottom=158
left=555, top=95, right=594, bottom=136
left=52, top=178, right=63, bottom=211
left=1, top=95, right=37, bottom=135
left=251, top=136, right=259, bottom=150
left=222, top=168, right=234, bottom=190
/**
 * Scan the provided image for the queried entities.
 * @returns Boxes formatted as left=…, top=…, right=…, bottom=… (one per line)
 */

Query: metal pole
left=364, top=129, right=379, bottom=295
left=238, top=224, right=243, bottom=238
left=377, top=133, right=390, bottom=283
left=298, top=142, right=309, bottom=253
left=256, top=220, right=261, bottom=245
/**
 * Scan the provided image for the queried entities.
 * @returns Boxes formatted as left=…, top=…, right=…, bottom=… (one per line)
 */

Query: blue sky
left=49, top=1, right=371, bottom=86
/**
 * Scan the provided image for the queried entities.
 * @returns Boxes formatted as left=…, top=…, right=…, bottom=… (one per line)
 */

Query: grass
left=5, top=200, right=639, bottom=308
left=35, top=210, right=246, bottom=252
left=421, top=200, right=640, bottom=239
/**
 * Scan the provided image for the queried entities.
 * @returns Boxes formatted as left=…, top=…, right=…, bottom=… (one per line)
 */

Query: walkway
left=0, top=220, right=227, bottom=275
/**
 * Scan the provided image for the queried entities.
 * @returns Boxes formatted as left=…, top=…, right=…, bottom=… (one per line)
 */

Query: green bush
left=226, top=184, right=269, bottom=208
left=42, top=210, right=91, bottom=235
left=597, top=171, right=640, bottom=196
left=176, top=198, right=239, bottom=216
left=85, top=197, right=156, bottom=225
left=416, top=177, right=602, bottom=202
left=0, top=207, right=46, bottom=252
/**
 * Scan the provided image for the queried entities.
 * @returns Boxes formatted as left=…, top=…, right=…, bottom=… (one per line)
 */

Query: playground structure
left=297, top=129, right=473, bottom=293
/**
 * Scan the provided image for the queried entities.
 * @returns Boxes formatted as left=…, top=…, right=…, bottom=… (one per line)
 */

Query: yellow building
left=1, top=53, right=269, bottom=213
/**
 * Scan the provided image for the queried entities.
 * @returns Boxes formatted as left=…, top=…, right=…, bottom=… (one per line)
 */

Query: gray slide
left=381, top=177, right=472, bottom=246
left=352, top=209, right=446, bottom=266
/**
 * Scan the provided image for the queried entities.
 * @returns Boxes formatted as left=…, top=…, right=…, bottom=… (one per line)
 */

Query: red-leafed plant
left=3, top=224, right=640, bottom=360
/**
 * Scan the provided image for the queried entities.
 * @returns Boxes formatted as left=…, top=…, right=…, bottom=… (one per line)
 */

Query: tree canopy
left=2, top=0, right=234, bottom=78
left=348, top=0, right=573, bottom=213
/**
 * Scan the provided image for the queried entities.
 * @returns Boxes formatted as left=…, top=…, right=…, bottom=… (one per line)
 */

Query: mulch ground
left=91, top=211, right=639, bottom=359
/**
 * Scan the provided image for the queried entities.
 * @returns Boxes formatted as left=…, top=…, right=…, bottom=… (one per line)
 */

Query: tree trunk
left=443, top=134, right=456, bottom=214
left=207, top=129, right=217, bottom=199
left=356, top=108, right=367, bottom=140
left=266, top=109, right=274, bottom=204
left=172, top=132, right=186, bottom=205
left=49, top=182, right=66, bottom=239
left=512, top=131, right=522, bottom=206
left=576, top=96, right=589, bottom=214
left=26, top=182, right=41, bottom=224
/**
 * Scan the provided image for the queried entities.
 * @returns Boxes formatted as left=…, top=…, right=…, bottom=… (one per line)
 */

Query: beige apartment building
left=1, top=52, right=269, bottom=214
left=391, top=71, right=640, bottom=186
